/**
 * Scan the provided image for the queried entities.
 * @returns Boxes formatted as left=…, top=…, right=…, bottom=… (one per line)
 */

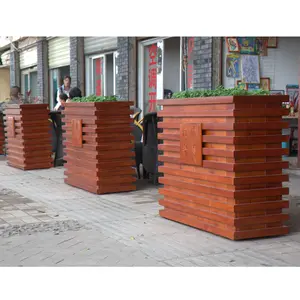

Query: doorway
left=138, top=37, right=182, bottom=116
left=49, top=65, right=70, bottom=109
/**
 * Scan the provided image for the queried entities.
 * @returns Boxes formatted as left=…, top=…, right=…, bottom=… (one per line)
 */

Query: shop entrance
left=138, top=37, right=183, bottom=116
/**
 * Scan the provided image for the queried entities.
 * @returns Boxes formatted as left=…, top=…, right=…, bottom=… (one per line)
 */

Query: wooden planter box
left=4, top=104, right=52, bottom=170
left=0, top=112, right=4, bottom=155
left=62, top=101, right=136, bottom=194
left=157, top=95, right=290, bottom=240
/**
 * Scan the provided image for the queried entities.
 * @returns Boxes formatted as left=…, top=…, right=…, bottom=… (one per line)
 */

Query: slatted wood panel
left=4, top=104, right=52, bottom=170
left=157, top=95, right=290, bottom=240
left=62, top=101, right=136, bottom=195
left=0, top=113, right=4, bottom=155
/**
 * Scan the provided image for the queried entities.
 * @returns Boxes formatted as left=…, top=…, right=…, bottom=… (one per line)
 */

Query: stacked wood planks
left=4, top=104, right=52, bottom=170
left=157, top=95, right=290, bottom=240
left=0, top=112, right=4, bottom=155
left=62, top=101, right=136, bottom=194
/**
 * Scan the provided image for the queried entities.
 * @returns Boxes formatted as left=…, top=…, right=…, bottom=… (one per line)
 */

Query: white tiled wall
left=222, top=37, right=300, bottom=90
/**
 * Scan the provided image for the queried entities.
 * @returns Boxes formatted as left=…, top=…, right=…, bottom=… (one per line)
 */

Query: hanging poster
left=226, top=53, right=240, bottom=78
left=256, top=37, right=268, bottom=56
left=226, top=37, right=239, bottom=52
left=241, top=55, right=260, bottom=84
left=147, top=43, right=157, bottom=113
left=238, top=37, right=257, bottom=54
left=187, top=37, right=194, bottom=90
left=267, top=37, right=278, bottom=48
left=94, top=57, right=103, bottom=96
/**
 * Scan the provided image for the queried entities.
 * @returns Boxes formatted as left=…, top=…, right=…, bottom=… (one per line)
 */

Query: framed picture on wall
left=237, top=37, right=257, bottom=54
left=241, top=55, right=260, bottom=83
left=226, top=53, right=240, bottom=78
left=270, top=90, right=285, bottom=95
left=267, top=37, right=277, bottom=48
left=256, top=37, right=268, bottom=56
left=260, top=77, right=271, bottom=91
left=247, top=83, right=260, bottom=91
left=226, top=37, right=240, bottom=52
left=236, top=80, right=247, bottom=90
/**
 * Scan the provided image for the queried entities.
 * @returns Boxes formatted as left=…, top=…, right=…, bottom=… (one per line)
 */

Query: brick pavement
left=1, top=158, right=300, bottom=266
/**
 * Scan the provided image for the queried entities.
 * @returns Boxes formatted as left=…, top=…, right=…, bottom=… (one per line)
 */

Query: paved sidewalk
left=1, top=158, right=300, bottom=266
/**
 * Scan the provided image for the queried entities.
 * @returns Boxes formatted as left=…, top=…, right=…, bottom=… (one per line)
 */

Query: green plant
left=172, top=85, right=270, bottom=98
left=71, top=95, right=118, bottom=103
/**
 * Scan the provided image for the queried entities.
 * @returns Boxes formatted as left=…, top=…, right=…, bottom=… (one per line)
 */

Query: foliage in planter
left=172, top=86, right=270, bottom=99
left=71, top=95, right=118, bottom=103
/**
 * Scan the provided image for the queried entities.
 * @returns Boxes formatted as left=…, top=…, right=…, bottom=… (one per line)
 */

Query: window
left=21, top=68, right=38, bottom=99
left=85, top=52, right=116, bottom=96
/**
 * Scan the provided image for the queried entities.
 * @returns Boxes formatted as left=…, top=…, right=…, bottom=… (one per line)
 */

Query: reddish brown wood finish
left=157, top=95, right=290, bottom=240
left=4, top=104, right=52, bottom=170
left=0, top=113, right=4, bottom=155
left=62, top=101, right=136, bottom=195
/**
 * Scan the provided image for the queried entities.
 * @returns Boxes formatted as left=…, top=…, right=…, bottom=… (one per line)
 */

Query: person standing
left=54, top=75, right=72, bottom=111
left=0, top=86, right=21, bottom=112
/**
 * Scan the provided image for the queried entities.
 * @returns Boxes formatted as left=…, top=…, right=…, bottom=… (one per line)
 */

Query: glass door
left=49, top=68, right=59, bottom=109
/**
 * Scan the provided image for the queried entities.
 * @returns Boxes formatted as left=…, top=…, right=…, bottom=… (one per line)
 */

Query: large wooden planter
left=4, top=104, right=52, bottom=170
left=62, top=101, right=136, bottom=194
left=0, top=112, right=4, bottom=155
left=157, top=96, right=290, bottom=240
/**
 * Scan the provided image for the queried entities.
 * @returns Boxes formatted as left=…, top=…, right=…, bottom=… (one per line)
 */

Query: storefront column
left=193, top=37, right=213, bottom=90
left=212, top=37, right=222, bottom=89
left=116, top=37, right=137, bottom=103
left=37, top=37, right=49, bottom=103
left=10, top=41, right=20, bottom=87
left=70, top=37, right=85, bottom=95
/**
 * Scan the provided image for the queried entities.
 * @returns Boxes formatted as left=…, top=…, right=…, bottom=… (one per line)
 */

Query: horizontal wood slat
left=0, top=113, right=5, bottom=154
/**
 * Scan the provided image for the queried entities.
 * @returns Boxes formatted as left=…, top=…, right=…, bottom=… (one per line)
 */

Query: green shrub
left=71, top=95, right=118, bottom=103
left=172, top=86, right=270, bottom=99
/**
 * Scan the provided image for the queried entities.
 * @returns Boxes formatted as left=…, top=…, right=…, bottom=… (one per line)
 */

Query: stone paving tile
left=1, top=159, right=300, bottom=267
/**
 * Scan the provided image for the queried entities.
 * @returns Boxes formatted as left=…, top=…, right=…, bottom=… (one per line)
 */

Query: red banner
left=95, top=58, right=102, bottom=96
left=187, top=37, right=194, bottom=90
left=148, top=44, right=157, bottom=112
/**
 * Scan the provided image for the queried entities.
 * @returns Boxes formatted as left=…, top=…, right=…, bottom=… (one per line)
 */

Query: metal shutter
left=84, top=37, right=117, bottom=55
left=20, top=46, right=37, bottom=69
left=48, top=37, right=70, bottom=69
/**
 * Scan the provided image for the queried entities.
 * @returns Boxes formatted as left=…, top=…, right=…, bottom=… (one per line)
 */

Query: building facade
left=6, top=36, right=222, bottom=112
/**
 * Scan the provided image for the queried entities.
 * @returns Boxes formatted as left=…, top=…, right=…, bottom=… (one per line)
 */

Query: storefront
left=137, top=37, right=185, bottom=115
left=221, top=37, right=300, bottom=159
left=84, top=37, right=117, bottom=96
left=19, top=37, right=38, bottom=100
left=0, top=50, right=10, bottom=100
left=48, top=37, right=70, bottom=109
